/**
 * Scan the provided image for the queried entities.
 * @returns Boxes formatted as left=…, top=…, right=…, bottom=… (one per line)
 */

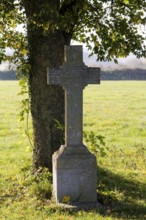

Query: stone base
left=53, top=145, right=97, bottom=204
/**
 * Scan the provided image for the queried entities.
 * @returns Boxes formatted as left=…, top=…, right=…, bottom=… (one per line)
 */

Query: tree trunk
left=23, top=1, right=72, bottom=171
left=28, top=33, right=69, bottom=171
left=30, top=34, right=68, bottom=171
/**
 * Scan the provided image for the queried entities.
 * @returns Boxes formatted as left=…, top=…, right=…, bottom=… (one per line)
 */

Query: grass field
left=0, top=81, right=146, bottom=220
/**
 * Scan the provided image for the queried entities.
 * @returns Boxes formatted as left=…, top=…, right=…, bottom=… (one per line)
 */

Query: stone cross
left=47, top=46, right=100, bottom=148
left=47, top=45, right=100, bottom=207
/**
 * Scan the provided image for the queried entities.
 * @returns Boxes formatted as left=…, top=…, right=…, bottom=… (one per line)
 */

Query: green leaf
left=123, top=0, right=130, bottom=4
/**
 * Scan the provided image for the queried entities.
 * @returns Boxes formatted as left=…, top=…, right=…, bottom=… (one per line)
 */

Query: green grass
left=0, top=81, right=146, bottom=220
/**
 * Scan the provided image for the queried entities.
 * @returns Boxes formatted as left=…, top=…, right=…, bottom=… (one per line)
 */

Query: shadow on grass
left=97, top=166, right=146, bottom=219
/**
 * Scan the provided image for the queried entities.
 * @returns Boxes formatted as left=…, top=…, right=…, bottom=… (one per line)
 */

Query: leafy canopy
left=0, top=0, right=146, bottom=66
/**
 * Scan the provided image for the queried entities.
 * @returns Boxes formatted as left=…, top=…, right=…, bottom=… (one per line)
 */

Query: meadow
left=0, top=81, right=146, bottom=220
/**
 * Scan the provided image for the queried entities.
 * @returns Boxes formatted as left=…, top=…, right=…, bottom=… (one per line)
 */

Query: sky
left=81, top=42, right=146, bottom=70
left=83, top=47, right=146, bottom=71
left=0, top=45, right=145, bottom=72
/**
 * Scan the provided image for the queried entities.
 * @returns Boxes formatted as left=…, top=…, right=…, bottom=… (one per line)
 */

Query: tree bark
left=23, top=1, right=72, bottom=171
left=30, top=33, right=69, bottom=171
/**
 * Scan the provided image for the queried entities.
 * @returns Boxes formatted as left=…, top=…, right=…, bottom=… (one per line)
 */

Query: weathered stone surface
left=47, top=45, right=100, bottom=206
left=53, top=146, right=97, bottom=203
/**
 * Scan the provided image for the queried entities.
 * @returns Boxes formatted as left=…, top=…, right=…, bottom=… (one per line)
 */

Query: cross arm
left=47, top=67, right=62, bottom=85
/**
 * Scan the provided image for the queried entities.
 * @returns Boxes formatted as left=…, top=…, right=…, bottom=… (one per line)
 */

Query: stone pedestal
left=53, top=145, right=97, bottom=204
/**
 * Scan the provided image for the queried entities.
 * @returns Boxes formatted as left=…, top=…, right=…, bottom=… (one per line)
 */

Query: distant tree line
left=101, top=69, right=146, bottom=80
left=0, top=71, right=17, bottom=80
left=0, top=69, right=146, bottom=81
